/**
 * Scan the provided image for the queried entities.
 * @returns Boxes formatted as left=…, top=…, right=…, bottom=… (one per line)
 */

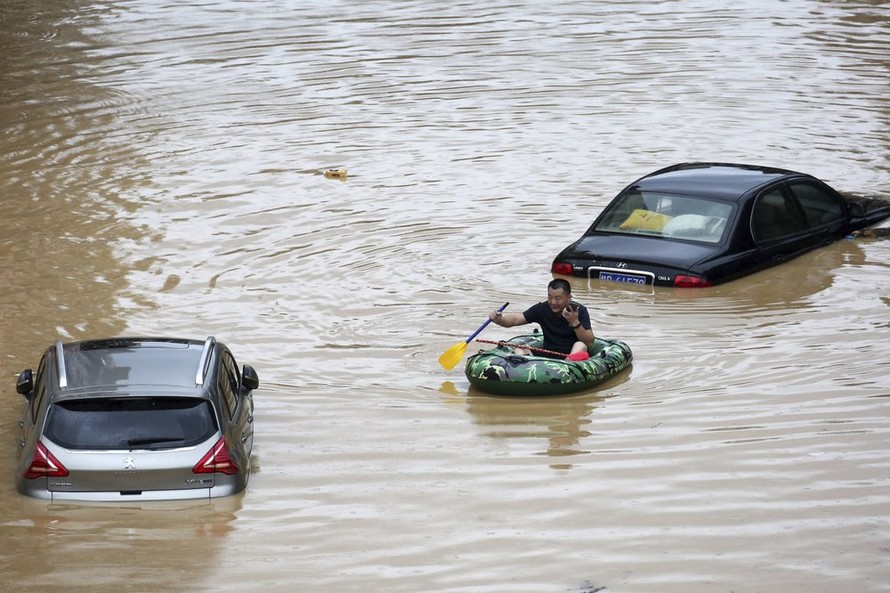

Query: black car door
left=785, top=178, right=848, bottom=236
left=750, top=186, right=815, bottom=265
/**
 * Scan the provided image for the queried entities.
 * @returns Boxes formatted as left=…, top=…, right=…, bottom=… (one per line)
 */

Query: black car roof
left=632, top=162, right=802, bottom=202
left=51, top=336, right=216, bottom=395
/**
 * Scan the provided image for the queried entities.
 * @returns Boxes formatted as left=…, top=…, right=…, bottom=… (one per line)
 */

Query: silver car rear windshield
left=595, top=191, right=734, bottom=244
left=43, top=397, right=218, bottom=451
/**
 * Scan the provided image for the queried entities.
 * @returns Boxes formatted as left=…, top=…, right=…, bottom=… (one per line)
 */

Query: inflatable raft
left=465, top=333, right=633, bottom=396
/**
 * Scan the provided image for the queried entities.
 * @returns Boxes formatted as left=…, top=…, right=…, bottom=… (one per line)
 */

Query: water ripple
left=2, top=1, right=890, bottom=592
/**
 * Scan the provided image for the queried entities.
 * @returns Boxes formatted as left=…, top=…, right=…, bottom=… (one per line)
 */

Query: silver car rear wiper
left=126, top=436, right=183, bottom=448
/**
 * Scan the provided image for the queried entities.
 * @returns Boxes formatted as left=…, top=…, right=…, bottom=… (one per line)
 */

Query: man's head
left=546, top=278, right=572, bottom=313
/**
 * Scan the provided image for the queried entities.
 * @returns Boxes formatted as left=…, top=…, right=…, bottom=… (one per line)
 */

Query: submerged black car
left=551, top=162, right=890, bottom=287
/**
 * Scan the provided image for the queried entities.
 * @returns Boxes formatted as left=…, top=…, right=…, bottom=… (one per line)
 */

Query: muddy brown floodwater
left=1, top=1, right=888, bottom=592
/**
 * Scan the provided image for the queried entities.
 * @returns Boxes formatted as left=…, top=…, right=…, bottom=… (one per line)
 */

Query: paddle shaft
left=463, top=302, right=509, bottom=344
left=437, top=302, right=510, bottom=370
left=475, top=338, right=568, bottom=358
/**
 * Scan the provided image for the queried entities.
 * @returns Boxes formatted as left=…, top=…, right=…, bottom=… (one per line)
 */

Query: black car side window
left=788, top=181, right=845, bottom=227
left=751, top=189, right=806, bottom=242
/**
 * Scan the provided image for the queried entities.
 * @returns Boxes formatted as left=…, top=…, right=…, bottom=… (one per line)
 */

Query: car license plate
left=599, top=271, right=649, bottom=285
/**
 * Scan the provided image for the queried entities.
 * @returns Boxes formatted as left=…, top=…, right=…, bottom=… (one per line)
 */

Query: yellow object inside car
left=619, top=209, right=673, bottom=231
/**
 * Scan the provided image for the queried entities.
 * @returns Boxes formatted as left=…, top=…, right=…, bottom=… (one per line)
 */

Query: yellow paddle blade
left=439, top=303, right=507, bottom=371
left=438, top=341, right=468, bottom=370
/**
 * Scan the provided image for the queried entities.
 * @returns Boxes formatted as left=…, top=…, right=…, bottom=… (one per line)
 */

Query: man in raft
left=488, top=278, right=593, bottom=361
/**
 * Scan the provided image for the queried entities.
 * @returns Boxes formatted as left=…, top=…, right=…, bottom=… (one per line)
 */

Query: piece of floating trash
left=853, top=227, right=890, bottom=239
left=323, top=168, right=347, bottom=179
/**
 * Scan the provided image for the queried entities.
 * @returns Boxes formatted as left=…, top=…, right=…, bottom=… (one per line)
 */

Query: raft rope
left=475, top=338, right=568, bottom=358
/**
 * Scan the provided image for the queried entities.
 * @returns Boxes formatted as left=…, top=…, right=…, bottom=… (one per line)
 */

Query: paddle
left=438, top=302, right=509, bottom=370
left=475, top=339, right=590, bottom=362
left=474, top=338, right=567, bottom=358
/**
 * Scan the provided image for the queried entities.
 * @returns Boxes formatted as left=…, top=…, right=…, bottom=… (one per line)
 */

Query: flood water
left=1, top=1, right=889, bottom=592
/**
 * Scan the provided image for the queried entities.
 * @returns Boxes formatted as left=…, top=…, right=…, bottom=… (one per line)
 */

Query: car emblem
left=124, top=456, right=136, bottom=470
left=617, top=262, right=628, bottom=268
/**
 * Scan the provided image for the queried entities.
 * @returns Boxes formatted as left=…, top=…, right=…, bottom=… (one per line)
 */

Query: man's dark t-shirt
left=522, top=302, right=591, bottom=355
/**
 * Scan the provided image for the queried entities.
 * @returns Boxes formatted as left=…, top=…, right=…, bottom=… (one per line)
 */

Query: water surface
left=1, top=1, right=888, bottom=592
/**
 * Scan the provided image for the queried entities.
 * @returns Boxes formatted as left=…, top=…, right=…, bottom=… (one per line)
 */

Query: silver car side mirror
left=241, top=364, right=259, bottom=391
left=16, top=369, right=33, bottom=398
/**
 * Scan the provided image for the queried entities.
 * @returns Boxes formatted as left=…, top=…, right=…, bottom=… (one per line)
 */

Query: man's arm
left=490, top=310, right=527, bottom=328
left=565, top=306, right=594, bottom=348
left=573, top=324, right=594, bottom=348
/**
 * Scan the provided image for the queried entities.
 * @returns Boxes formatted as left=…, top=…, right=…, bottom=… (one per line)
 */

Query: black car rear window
left=596, top=191, right=733, bottom=243
left=43, top=397, right=218, bottom=450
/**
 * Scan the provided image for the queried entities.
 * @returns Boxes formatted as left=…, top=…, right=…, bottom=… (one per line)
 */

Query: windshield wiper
left=127, top=436, right=183, bottom=448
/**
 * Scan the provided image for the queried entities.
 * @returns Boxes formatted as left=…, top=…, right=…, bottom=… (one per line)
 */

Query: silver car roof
left=51, top=336, right=217, bottom=400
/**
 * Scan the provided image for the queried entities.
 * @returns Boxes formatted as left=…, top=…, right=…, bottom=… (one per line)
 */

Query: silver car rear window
left=43, top=397, right=218, bottom=450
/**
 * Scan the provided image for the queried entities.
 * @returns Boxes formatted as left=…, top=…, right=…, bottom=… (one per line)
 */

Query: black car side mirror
left=848, top=201, right=865, bottom=218
left=16, top=369, right=34, bottom=398
left=241, top=364, right=259, bottom=391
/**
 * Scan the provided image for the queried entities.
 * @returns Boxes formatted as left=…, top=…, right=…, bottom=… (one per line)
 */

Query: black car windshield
left=595, top=191, right=734, bottom=244
left=43, top=397, right=218, bottom=450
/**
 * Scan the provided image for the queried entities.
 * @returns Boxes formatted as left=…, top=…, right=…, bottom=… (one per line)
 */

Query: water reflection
left=466, top=393, right=594, bottom=462
left=6, top=496, right=241, bottom=593
left=456, top=369, right=632, bottom=470
left=0, top=0, right=154, bottom=357
left=0, top=7, right=169, bottom=591
left=568, top=235, right=869, bottom=314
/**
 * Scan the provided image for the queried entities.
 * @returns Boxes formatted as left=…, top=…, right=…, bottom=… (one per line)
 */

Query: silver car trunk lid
left=43, top=440, right=217, bottom=495
left=39, top=395, right=222, bottom=497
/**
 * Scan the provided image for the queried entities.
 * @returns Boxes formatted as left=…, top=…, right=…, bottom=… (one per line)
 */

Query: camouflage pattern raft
left=465, top=334, right=633, bottom=396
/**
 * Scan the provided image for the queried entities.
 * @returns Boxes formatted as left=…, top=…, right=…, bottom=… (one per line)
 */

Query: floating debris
left=852, top=227, right=890, bottom=239
left=323, top=168, right=347, bottom=180
left=575, top=582, right=607, bottom=593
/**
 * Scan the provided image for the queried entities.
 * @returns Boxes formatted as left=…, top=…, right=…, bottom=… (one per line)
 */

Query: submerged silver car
left=13, top=336, right=258, bottom=501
